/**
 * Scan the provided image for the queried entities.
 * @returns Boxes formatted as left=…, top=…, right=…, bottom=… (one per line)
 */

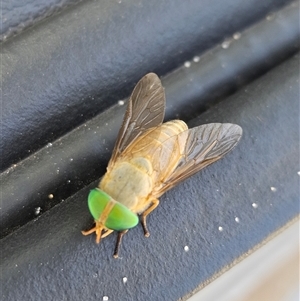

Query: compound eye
left=87, top=189, right=138, bottom=231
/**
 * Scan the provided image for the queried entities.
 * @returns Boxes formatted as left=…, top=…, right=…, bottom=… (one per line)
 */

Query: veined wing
left=156, top=123, right=243, bottom=196
left=108, top=73, right=165, bottom=168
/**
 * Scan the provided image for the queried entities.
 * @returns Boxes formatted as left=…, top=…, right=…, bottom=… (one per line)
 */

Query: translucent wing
left=108, top=73, right=165, bottom=168
left=156, top=123, right=243, bottom=196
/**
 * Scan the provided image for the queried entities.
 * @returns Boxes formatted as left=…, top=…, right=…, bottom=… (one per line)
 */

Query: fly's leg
left=113, top=230, right=128, bottom=258
left=141, top=198, right=159, bottom=237
left=82, top=220, right=106, bottom=244
left=101, top=229, right=114, bottom=238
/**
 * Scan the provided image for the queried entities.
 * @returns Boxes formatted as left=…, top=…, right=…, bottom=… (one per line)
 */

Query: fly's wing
left=108, top=73, right=165, bottom=169
left=156, top=123, right=242, bottom=195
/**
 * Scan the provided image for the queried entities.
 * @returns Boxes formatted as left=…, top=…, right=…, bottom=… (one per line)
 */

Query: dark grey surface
left=1, top=0, right=294, bottom=171
left=1, top=0, right=299, bottom=300
left=1, top=0, right=82, bottom=41
left=1, top=1, right=299, bottom=237
left=1, top=54, right=299, bottom=301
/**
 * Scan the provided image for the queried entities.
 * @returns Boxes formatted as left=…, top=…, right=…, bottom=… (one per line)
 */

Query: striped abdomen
left=124, top=120, right=188, bottom=185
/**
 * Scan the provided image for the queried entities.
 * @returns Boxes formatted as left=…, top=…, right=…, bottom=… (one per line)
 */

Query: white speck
left=69, top=158, right=73, bottom=162
left=48, top=194, right=54, bottom=199
left=297, top=171, right=300, bottom=176
left=266, top=13, right=274, bottom=21
left=46, top=143, right=52, bottom=148
left=122, top=277, right=127, bottom=284
left=270, top=187, right=277, bottom=192
left=184, top=61, right=191, bottom=68
left=15, top=264, right=18, bottom=267
left=34, top=207, right=41, bottom=215
left=233, top=32, right=241, bottom=40
left=93, top=273, right=98, bottom=278
left=56, top=169, right=60, bottom=174
left=235, top=217, right=240, bottom=223
left=193, top=56, right=200, bottom=63
left=184, top=246, right=189, bottom=252
left=118, top=100, right=125, bottom=106
left=221, top=40, right=230, bottom=49
left=67, top=180, right=71, bottom=183
left=118, top=0, right=122, bottom=3
left=252, top=203, right=258, bottom=208
left=218, top=226, right=223, bottom=232
left=103, top=296, right=109, bottom=301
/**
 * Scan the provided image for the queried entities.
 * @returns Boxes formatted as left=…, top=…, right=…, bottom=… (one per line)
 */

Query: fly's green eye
left=105, top=202, right=139, bottom=231
left=87, top=188, right=138, bottom=231
left=87, top=189, right=111, bottom=221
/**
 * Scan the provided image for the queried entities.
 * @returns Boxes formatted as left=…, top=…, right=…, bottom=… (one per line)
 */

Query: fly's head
left=84, top=188, right=139, bottom=243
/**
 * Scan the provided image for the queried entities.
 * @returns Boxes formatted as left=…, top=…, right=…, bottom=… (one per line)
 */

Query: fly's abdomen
left=126, top=120, right=187, bottom=154
left=158, top=120, right=188, bottom=139
left=157, top=120, right=187, bottom=149
left=125, top=120, right=188, bottom=184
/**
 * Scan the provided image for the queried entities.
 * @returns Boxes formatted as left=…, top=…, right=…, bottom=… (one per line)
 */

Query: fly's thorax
left=100, top=159, right=153, bottom=209
left=129, top=156, right=153, bottom=175
left=87, top=188, right=139, bottom=231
